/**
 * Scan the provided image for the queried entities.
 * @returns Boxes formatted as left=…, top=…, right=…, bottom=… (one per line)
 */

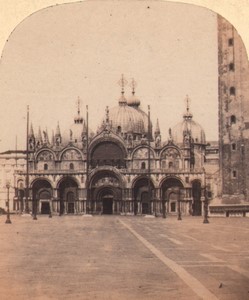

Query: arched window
left=230, top=115, right=236, bottom=124
left=230, top=86, right=236, bottom=96
left=69, top=163, right=74, bottom=170
left=141, top=162, right=146, bottom=169
left=117, top=126, right=121, bottom=134
left=229, top=63, right=234, bottom=71
left=231, top=143, right=236, bottom=150
left=168, top=162, right=173, bottom=168
left=44, top=164, right=48, bottom=170
left=228, top=38, right=234, bottom=46
left=232, top=170, right=237, bottom=178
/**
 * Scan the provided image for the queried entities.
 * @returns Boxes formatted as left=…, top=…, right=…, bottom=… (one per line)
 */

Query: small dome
left=127, top=94, right=141, bottom=107
left=61, top=123, right=84, bottom=144
left=172, top=111, right=206, bottom=145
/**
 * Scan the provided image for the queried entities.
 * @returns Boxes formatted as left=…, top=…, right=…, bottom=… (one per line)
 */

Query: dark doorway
left=67, top=191, right=75, bottom=214
left=103, top=197, right=113, bottom=214
left=58, top=177, right=78, bottom=215
left=32, top=179, right=52, bottom=215
left=141, top=191, right=150, bottom=214
left=68, top=202, right=75, bottom=214
left=161, top=178, right=184, bottom=215
left=133, top=177, right=154, bottom=215
left=41, top=202, right=50, bottom=214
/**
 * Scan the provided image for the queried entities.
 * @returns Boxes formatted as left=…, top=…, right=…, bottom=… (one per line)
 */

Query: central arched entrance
left=98, top=187, right=114, bottom=214
left=89, top=170, right=123, bottom=214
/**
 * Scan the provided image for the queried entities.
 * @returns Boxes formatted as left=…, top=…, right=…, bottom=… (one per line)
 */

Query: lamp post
left=203, top=185, right=210, bottom=224
left=33, top=196, right=37, bottom=220
left=162, top=199, right=166, bottom=219
left=5, top=182, right=11, bottom=224
left=49, top=201, right=52, bottom=218
left=177, top=188, right=182, bottom=221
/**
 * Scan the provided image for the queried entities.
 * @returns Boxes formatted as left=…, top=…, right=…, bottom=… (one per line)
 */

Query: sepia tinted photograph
left=0, top=1, right=249, bottom=299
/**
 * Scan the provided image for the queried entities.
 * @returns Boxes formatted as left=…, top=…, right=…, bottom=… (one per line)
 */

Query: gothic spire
left=55, top=122, right=61, bottom=136
left=55, top=122, right=62, bottom=146
left=29, top=123, right=35, bottom=138
left=51, top=130, right=55, bottom=146
left=38, top=127, right=42, bottom=142
left=82, top=119, right=87, bottom=135
left=155, top=118, right=160, bottom=134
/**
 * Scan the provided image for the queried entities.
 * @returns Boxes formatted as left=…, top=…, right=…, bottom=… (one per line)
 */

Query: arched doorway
left=192, top=180, right=202, bottom=216
left=133, top=177, right=155, bottom=215
left=32, top=179, right=52, bottom=215
left=58, top=177, right=78, bottom=215
left=98, top=188, right=114, bottom=214
left=40, top=190, right=51, bottom=214
left=67, top=191, right=75, bottom=214
left=161, top=178, right=184, bottom=215
left=90, top=170, right=122, bottom=214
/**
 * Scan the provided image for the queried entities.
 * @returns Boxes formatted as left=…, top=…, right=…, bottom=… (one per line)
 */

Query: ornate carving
left=37, top=151, right=54, bottom=161
left=133, top=148, right=153, bottom=159
left=93, top=176, right=119, bottom=187
left=161, top=147, right=180, bottom=159
left=62, top=149, right=82, bottom=160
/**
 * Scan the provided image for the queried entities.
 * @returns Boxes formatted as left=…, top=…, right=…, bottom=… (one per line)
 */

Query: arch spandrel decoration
left=93, top=176, right=120, bottom=188
left=39, top=190, right=51, bottom=199
left=36, top=150, right=55, bottom=161
left=160, top=147, right=181, bottom=159
left=30, top=177, right=54, bottom=189
left=132, top=147, right=155, bottom=159
left=61, top=149, right=82, bottom=160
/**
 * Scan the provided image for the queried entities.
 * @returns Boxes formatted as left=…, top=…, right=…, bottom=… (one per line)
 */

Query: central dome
left=108, top=95, right=147, bottom=135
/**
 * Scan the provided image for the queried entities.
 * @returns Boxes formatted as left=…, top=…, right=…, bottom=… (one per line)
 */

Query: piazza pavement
left=0, top=214, right=249, bottom=300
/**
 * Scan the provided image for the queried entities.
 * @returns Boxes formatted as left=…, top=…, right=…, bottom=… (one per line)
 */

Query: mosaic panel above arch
left=133, top=147, right=154, bottom=159
left=37, top=150, right=54, bottom=161
left=61, top=149, right=82, bottom=160
left=161, top=147, right=181, bottom=159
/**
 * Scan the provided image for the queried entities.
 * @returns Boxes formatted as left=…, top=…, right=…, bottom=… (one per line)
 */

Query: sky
left=0, top=0, right=244, bottom=151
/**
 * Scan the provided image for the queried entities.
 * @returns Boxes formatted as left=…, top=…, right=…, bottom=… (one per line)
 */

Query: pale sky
left=0, top=0, right=248, bottom=151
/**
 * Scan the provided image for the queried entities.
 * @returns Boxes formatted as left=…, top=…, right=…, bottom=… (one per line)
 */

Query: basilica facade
left=10, top=80, right=213, bottom=217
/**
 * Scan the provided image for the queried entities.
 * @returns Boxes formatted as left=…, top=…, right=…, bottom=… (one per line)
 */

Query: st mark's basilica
left=10, top=76, right=215, bottom=217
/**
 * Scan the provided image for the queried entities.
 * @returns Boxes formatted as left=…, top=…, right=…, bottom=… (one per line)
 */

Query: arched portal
left=192, top=180, right=202, bottom=216
left=90, top=141, right=126, bottom=168
left=133, top=177, right=155, bottom=215
left=58, top=177, right=78, bottom=215
left=161, top=178, right=184, bottom=215
left=90, top=170, right=122, bottom=214
left=97, top=187, right=114, bottom=214
left=32, top=179, right=52, bottom=215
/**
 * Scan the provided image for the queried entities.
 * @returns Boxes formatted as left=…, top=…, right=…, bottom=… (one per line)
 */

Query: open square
left=1, top=215, right=249, bottom=300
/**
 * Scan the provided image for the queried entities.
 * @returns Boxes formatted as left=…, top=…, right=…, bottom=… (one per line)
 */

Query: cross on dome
left=184, top=95, right=193, bottom=120
left=118, top=74, right=128, bottom=105
left=130, top=78, right=137, bottom=95
left=118, top=74, right=128, bottom=95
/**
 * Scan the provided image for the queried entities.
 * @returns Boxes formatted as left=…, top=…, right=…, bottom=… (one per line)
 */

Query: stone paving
left=0, top=214, right=249, bottom=299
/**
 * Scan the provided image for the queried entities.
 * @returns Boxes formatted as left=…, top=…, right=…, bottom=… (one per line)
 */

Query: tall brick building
left=209, top=15, right=249, bottom=215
